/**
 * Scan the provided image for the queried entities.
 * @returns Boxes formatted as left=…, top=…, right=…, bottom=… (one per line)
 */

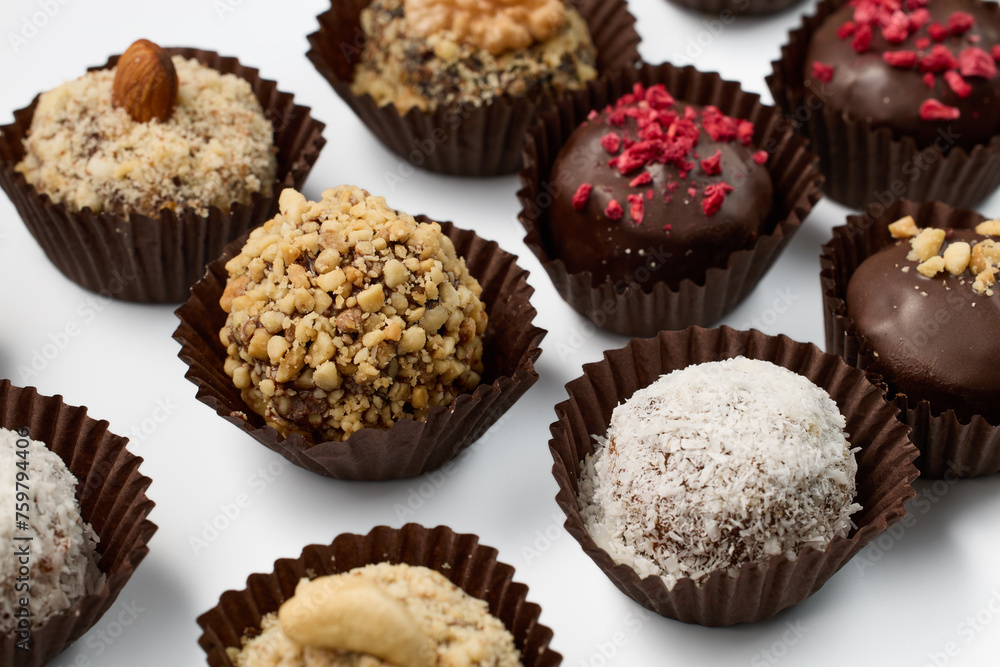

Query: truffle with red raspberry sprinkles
left=806, top=0, right=1000, bottom=150
left=546, top=82, right=773, bottom=289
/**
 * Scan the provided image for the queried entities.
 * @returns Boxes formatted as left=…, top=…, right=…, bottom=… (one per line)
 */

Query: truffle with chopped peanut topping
left=219, top=185, right=487, bottom=442
left=350, top=0, right=597, bottom=113
left=228, top=563, right=522, bottom=667
left=16, top=53, right=277, bottom=218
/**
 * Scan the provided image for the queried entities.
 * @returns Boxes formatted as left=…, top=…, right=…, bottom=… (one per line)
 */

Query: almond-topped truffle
left=579, top=357, right=861, bottom=589
left=846, top=216, right=1000, bottom=422
left=16, top=40, right=277, bottom=218
left=229, top=563, right=522, bottom=667
left=219, top=185, right=488, bottom=443
left=350, top=0, right=597, bottom=112
left=546, top=83, right=773, bottom=288
left=805, top=0, right=1000, bottom=151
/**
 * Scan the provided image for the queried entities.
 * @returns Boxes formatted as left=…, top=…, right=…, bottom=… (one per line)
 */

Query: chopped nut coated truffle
left=220, top=185, right=487, bottom=442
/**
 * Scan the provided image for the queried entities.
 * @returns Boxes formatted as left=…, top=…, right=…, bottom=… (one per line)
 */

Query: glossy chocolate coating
left=846, top=230, right=1000, bottom=422
left=547, top=106, right=773, bottom=288
left=805, top=0, right=1000, bottom=151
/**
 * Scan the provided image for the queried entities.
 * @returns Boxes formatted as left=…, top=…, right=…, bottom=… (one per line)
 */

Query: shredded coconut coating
left=16, top=56, right=277, bottom=218
left=220, top=185, right=487, bottom=443
left=579, top=357, right=861, bottom=589
left=228, top=563, right=522, bottom=667
left=0, top=428, right=104, bottom=632
left=351, top=0, right=597, bottom=112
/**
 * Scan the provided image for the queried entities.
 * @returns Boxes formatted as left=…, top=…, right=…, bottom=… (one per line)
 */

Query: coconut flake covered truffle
left=0, top=428, right=104, bottom=632
left=580, top=357, right=861, bottom=589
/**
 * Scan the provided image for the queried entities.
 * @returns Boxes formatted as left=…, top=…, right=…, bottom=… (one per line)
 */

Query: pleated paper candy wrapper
left=548, top=327, right=919, bottom=626
left=174, top=219, right=545, bottom=481
left=197, top=524, right=561, bottom=666
left=0, top=47, right=326, bottom=303
left=0, top=381, right=157, bottom=666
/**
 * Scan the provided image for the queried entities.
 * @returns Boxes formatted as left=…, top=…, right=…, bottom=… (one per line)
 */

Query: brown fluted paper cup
left=767, top=0, right=1000, bottom=210
left=518, top=62, right=823, bottom=337
left=548, top=326, right=918, bottom=626
left=0, top=381, right=157, bottom=666
left=305, top=0, right=641, bottom=176
left=174, top=219, right=545, bottom=481
left=821, top=199, right=1000, bottom=478
left=0, top=47, right=326, bottom=304
left=196, top=524, right=561, bottom=666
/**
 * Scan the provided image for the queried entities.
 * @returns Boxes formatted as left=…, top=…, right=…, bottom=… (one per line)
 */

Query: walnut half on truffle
left=219, top=185, right=488, bottom=443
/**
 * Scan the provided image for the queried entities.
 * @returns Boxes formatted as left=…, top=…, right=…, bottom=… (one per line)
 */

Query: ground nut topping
left=889, top=216, right=1000, bottom=296
left=16, top=56, right=276, bottom=218
left=219, top=185, right=487, bottom=443
left=351, top=0, right=596, bottom=112
left=404, top=0, right=567, bottom=55
left=228, top=564, right=522, bottom=667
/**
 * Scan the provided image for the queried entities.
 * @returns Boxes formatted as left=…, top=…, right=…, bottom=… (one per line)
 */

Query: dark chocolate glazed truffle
left=548, top=83, right=773, bottom=288
left=805, top=0, right=1000, bottom=151
left=846, top=227, right=1000, bottom=422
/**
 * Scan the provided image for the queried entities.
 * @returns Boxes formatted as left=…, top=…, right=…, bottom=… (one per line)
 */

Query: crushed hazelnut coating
left=890, top=218, right=1000, bottom=297
left=351, top=0, right=597, bottom=113
left=16, top=56, right=277, bottom=218
left=404, top=0, right=567, bottom=56
left=219, top=185, right=487, bottom=442
left=228, top=564, right=522, bottom=667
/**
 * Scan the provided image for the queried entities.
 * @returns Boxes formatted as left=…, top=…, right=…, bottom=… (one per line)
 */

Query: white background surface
left=2, top=0, right=1000, bottom=665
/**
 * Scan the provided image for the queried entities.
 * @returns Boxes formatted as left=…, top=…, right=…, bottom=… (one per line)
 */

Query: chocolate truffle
left=579, top=357, right=861, bottom=589
left=229, top=563, right=522, bottom=667
left=846, top=217, right=1000, bottom=422
left=219, top=185, right=488, bottom=443
left=547, top=83, right=773, bottom=288
left=351, top=0, right=597, bottom=113
left=0, top=428, right=104, bottom=632
left=16, top=39, right=277, bottom=218
left=805, top=0, right=1000, bottom=151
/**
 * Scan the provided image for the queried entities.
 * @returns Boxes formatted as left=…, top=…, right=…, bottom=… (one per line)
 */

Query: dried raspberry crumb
left=667, top=181, right=679, bottom=192
left=945, top=70, right=972, bottom=97
left=919, top=45, right=959, bottom=73
left=646, top=190, right=654, bottom=200
left=702, top=182, right=735, bottom=216
left=700, top=149, right=722, bottom=175
left=919, top=98, right=961, bottom=121
left=811, top=61, right=835, bottom=82
left=752, top=150, right=768, bottom=165
left=645, top=85, right=675, bottom=110
left=629, top=172, right=652, bottom=187
left=837, top=21, right=857, bottom=39
left=948, top=11, right=975, bottom=35
left=909, top=8, right=930, bottom=31
left=605, top=199, right=624, bottom=221
left=852, top=23, right=873, bottom=53
left=923, top=72, right=936, bottom=88
left=928, top=22, right=948, bottom=42
left=882, top=11, right=910, bottom=44
left=737, top=120, right=754, bottom=146
left=572, top=183, right=592, bottom=211
left=959, top=46, right=998, bottom=78
left=701, top=106, right=739, bottom=142
left=586, top=109, right=598, bottom=121
left=600, top=132, right=621, bottom=154
left=905, top=0, right=927, bottom=8
left=627, top=194, right=645, bottom=224
left=916, top=37, right=931, bottom=50
left=970, top=34, right=981, bottom=43
left=663, top=223, right=672, bottom=232
left=664, top=196, right=672, bottom=204
left=687, top=186, right=697, bottom=198
left=883, top=50, right=918, bottom=68
left=608, top=109, right=627, bottom=127
left=993, top=45, right=1000, bottom=60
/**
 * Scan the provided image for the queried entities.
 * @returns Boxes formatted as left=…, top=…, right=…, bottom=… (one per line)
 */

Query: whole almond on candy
left=112, top=38, right=178, bottom=122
